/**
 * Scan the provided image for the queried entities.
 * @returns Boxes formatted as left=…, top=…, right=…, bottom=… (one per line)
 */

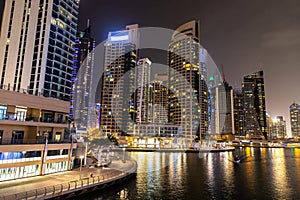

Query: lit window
left=51, top=18, right=56, bottom=25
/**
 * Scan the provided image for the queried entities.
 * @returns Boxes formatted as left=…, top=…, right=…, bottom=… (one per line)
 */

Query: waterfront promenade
left=0, top=159, right=137, bottom=200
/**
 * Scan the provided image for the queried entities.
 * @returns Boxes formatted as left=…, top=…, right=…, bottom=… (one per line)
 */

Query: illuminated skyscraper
left=290, top=103, right=300, bottom=138
left=151, top=73, right=169, bottom=124
left=100, top=24, right=139, bottom=136
left=136, top=58, right=151, bottom=124
left=168, top=20, right=208, bottom=146
left=233, top=88, right=245, bottom=137
left=0, top=0, right=80, bottom=101
left=72, top=20, right=96, bottom=133
left=242, top=70, right=267, bottom=139
left=271, top=116, right=286, bottom=139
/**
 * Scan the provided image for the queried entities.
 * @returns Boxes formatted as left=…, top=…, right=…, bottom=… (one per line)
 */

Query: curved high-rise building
left=168, top=20, right=208, bottom=146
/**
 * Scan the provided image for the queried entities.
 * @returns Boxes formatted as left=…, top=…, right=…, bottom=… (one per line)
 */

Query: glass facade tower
left=100, top=24, right=139, bottom=136
left=290, top=103, right=300, bottom=138
left=0, top=0, right=79, bottom=101
left=72, top=21, right=96, bottom=132
left=168, top=20, right=208, bottom=146
left=242, top=70, right=267, bottom=139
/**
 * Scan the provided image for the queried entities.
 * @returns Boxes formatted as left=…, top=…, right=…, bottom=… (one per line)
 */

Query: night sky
left=79, top=0, right=300, bottom=135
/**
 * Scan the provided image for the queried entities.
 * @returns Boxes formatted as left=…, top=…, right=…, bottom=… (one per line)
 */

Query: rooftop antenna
left=221, top=64, right=226, bottom=82
left=87, top=18, right=90, bottom=28
left=86, top=18, right=91, bottom=37
left=258, top=63, right=263, bottom=71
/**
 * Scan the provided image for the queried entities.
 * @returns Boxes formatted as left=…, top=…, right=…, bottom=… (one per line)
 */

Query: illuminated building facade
left=136, top=58, right=151, bottom=124
left=233, top=88, right=245, bottom=137
left=290, top=103, right=300, bottom=138
left=168, top=20, right=208, bottom=146
left=0, top=0, right=79, bottom=101
left=100, top=24, right=139, bottom=136
left=0, top=88, right=76, bottom=181
left=150, top=73, right=169, bottom=124
left=72, top=21, right=96, bottom=133
left=266, top=113, right=273, bottom=139
left=199, top=48, right=209, bottom=137
left=271, top=116, right=286, bottom=139
left=242, top=70, right=267, bottom=139
left=131, top=123, right=180, bottom=148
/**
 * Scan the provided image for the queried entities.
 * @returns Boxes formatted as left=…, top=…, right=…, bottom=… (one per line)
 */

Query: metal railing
left=0, top=160, right=137, bottom=200
left=0, top=114, right=66, bottom=124
left=0, top=84, right=33, bottom=95
left=0, top=84, right=70, bottom=101
left=0, top=138, right=74, bottom=145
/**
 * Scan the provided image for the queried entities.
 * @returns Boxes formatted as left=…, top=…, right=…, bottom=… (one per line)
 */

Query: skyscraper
left=151, top=73, right=169, bottom=124
left=271, top=116, right=286, bottom=139
left=242, top=70, right=267, bottom=139
left=208, top=77, right=234, bottom=135
left=290, top=103, right=300, bottom=138
left=72, top=20, right=96, bottom=133
left=216, top=81, right=234, bottom=135
left=0, top=0, right=79, bottom=100
left=100, top=24, right=139, bottom=136
left=233, top=88, right=245, bottom=137
left=168, top=20, right=208, bottom=146
left=136, top=58, right=151, bottom=124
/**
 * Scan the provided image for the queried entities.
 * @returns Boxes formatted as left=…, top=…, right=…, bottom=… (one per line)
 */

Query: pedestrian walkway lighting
left=79, top=155, right=84, bottom=179
left=122, top=148, right=125, bottom=162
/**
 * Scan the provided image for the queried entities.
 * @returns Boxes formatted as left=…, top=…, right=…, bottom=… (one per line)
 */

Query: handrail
left=0, top=138, right=74, bottom=145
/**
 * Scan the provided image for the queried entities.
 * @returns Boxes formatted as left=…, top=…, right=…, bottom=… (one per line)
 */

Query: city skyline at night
left=78, top=0, right=300, bottom=136
left=1, top=1, right=300, bottom=199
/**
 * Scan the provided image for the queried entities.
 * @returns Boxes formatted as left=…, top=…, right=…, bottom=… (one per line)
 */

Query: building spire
left=258, top=63, right=263, bottom=71
left=221, top=64, right=226, bottom=82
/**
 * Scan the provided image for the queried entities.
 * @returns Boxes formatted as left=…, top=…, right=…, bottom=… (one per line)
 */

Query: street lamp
left=79, top=155, right=84, bottom=179
left=122, top=148, right=125, bottom=163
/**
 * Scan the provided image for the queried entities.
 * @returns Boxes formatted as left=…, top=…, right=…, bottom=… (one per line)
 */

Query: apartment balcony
left=0, top=138, right=74, bottom=145
left=40, top=117, right=67, bottom=124
left=0, top=113, right=68, bottom=128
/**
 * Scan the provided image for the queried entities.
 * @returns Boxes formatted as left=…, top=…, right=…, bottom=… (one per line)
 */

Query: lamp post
left=79, top=155, right=84, bottom=179
left=122, top=148, right=125, bottom=163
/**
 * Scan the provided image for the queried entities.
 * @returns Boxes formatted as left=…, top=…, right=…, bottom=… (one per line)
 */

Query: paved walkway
left=0, top=159, right=136, bottom=198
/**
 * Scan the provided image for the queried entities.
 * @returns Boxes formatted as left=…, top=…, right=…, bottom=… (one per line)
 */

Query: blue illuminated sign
left=0, top=152, right=23, bottom=160
left=110, top=31, right=129, bottom=41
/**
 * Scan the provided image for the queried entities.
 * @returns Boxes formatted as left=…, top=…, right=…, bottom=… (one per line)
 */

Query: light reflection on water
left=83, top=148, right=300, bottom=200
